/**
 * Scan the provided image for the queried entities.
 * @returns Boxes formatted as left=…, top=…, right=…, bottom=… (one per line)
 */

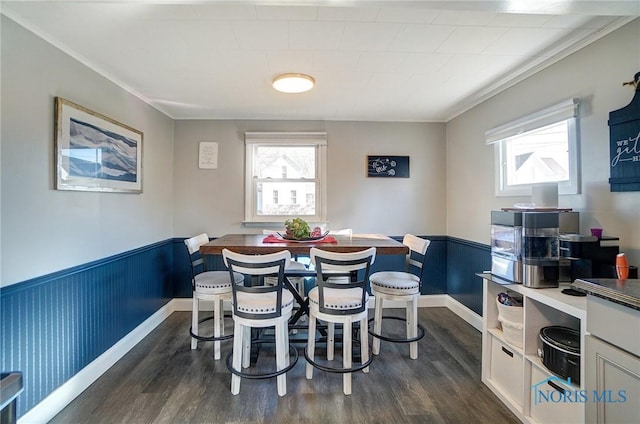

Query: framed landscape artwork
left=54, top=97, right=143, bottom=193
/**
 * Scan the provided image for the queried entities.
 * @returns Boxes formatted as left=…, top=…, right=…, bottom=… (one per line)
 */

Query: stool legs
left=408, top=297, right=418, bottom=359
left=213, top=296, right=223, bottom=359
left=327, top=322, right=335, bottom=360
left=275, top=320, right=288, bottom=396
left=360, top=316, right=370, bottom=373
left=242, top=326, right=251, bottom=369
left=372, top=296, right=383, bottom=355
left=343, top=323, right=352, bottom=395
left=229, top=319, right=295, bottom=397
left=306, top=314, right=317, bottom=380
left=371, top=293, right=420, bottom=359
left=231, top=320, right=243, bottom=395
left=191, top=296, right=199, bottom=349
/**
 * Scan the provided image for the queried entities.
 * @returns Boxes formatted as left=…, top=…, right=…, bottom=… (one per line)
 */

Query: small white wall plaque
left=199, top=141, right=218, bottom=169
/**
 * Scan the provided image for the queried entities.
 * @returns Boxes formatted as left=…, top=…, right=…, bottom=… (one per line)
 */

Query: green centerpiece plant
left=284, top=218, right=323, bottom=239
left=284, top=218, right=311, bottom=239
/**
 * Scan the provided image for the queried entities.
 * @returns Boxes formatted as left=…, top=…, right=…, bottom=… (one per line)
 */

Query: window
left=487, top=99, right=580, bottom=196
left=245, top=132, right=327, bottom=223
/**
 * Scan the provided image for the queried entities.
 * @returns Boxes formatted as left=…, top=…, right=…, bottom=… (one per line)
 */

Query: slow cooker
left=539, top=326, right=580, bottom=385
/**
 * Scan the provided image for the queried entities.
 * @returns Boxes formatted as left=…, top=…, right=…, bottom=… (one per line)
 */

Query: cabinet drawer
left=490, top=335, right=523, bottom=407
left=587, top=296, right=640, bottom=357
left=530, top=365, right=583, bottom=424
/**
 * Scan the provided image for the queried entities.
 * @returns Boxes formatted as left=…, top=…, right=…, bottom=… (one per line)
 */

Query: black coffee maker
left=558, top=234, right=638, bottom=280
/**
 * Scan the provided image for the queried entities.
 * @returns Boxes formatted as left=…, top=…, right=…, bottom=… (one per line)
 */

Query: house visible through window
left=245, top=132, right=327, bottom=223
left=486, top=99, right=580, bottom=196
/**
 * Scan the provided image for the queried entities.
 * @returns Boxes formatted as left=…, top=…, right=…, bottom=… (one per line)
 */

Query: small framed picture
left=199, top=141, right=218, bottom=169
left=54, top=97, right=143, bottom=193
left=367, top=155, right=409, bottom=178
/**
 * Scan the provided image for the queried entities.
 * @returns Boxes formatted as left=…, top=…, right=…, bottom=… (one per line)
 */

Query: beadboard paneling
left=446, top=237, right=491, bottom=315
left=0, top=240, right=173, bottom=417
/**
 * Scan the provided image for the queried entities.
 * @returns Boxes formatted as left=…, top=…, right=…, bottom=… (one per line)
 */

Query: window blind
left=485, top=98, right=579, bottom=145
left=245, top=131, right=327, bottom=145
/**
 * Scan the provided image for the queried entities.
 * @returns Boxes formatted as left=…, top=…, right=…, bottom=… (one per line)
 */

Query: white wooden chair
left=185, top=233, right=244, bottom=359
left=305, top=247, right=376, bottom=395
left=222, top=249, right=298, bottom=397
left=369, top=234, right=430, bottom=359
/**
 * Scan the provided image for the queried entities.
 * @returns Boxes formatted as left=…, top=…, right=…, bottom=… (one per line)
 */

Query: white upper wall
left=173, top=120, right=446, bottom=237
left=0, top=16, right=175, bottom=287
left=3, top=13, right=638, bottom=286
left=446, top=19, right=640, bottom=265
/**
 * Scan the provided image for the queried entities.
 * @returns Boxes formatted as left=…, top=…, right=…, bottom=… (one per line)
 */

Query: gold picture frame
left=54, top=97, right=143, bottom=193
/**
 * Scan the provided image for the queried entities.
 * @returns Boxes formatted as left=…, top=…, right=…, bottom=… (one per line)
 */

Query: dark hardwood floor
left=50, top=308, right=519, bottom=424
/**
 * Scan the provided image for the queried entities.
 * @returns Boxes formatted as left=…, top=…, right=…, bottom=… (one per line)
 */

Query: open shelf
left=481, top=274, right=586, bottom=424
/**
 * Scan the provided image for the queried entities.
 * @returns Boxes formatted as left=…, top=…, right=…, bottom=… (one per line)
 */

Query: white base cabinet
left=481, top=275, right=587, bottom=423
left=585, top=296, right=640, bottom=424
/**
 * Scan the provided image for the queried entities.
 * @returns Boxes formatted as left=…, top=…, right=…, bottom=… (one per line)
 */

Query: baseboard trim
left=18, top=300, right=177, bottom=424
left=445, top=295, right=482, bottom=331
left=19, top=295, right=481, bottom=422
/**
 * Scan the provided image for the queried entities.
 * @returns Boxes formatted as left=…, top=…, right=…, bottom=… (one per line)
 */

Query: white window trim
left=486, top=98, right=580, bottom=197
left=244, top=131, right=327, bottom=224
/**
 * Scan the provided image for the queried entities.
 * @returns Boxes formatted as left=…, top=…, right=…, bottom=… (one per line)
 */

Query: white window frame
left=486, top=98, right=580, bottom=197
left=244, top=132, right=327, bottom=224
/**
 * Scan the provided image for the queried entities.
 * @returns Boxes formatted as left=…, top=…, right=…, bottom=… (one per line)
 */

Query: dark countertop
left=571, top=278, right=640, bottom=311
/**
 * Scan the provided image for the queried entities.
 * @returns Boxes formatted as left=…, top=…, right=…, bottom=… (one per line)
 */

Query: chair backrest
left=222, top=249, right=291, bottom=320
left=328, top=228, right=353, bottom=236
left=309, top=247, right=376, bottom=315
left=402, top=234, right=431, bottom=276
left=184, top=233, right=210, bottom=285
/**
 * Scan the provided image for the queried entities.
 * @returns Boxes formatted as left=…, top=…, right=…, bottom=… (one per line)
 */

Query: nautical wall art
left=367, top=155, right=410, bottom=178
left=54, top=97, right=143, bottom=193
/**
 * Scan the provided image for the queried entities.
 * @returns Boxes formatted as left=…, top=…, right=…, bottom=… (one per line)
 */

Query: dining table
left=200, top=233, right=409, bottom=326
left=199, top=233, right=409, bottom=256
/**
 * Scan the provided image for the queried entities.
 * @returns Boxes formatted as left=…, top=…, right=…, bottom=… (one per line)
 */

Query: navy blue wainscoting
left=417, top=236, right=447, bottom=295
left=172, top=238, right=195, bottom=298
left=446, top=237, right=491, bottom=315
left=0, top=240, right=174, bottom=418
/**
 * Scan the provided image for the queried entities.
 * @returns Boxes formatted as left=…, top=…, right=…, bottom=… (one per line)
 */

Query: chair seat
left=370, top=271, right=420, bottom=295
left=195, top=271, right=244, bottom=294
left=308, top=286, right=369, bottom=311
left=234, top=289, right=294, bottom=315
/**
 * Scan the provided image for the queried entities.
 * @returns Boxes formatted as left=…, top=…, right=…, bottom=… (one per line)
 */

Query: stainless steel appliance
left=491, top=210, right=579, bottom=288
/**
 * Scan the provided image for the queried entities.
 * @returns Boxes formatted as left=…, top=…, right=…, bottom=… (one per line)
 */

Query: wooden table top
left=200, top=233, right=409, bottom=256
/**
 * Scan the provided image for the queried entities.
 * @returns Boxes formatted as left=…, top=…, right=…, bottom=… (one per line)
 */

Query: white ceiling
left=2, top=1, right=639, bottom=122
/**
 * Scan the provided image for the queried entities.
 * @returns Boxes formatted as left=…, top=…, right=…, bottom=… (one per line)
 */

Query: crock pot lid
left=540, top=326, right=580, bottom=353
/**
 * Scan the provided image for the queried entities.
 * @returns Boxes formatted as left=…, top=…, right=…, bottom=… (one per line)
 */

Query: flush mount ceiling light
left=272, top=73, right=315, bottom=93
